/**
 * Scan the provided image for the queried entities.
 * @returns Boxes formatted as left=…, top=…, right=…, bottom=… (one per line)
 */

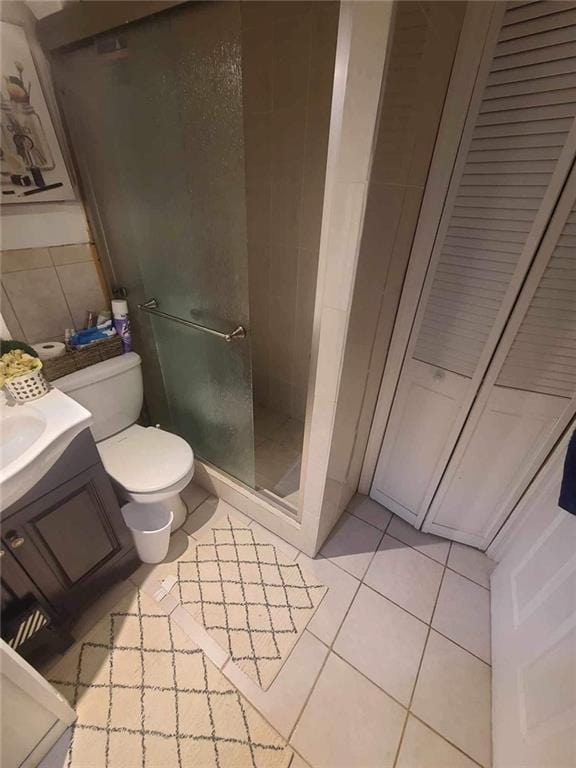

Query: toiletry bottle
left=112, top=299, right=132, bottom=352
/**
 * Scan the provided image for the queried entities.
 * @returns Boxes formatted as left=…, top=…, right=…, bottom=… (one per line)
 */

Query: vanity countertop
left=0, top=388, right=92, bottom=512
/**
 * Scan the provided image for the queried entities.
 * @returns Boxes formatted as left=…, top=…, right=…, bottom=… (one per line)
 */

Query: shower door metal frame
left=37, top=1, right=188, bottom=52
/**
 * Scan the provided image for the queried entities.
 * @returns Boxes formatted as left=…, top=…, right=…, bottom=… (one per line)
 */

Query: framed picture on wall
left=1, top=21, right=75, bottom=203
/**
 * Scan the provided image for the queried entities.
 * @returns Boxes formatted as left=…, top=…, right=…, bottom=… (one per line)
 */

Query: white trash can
left=122, top=502, right=173, bottom=564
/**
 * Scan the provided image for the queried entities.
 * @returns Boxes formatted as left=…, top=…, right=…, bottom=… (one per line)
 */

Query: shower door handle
left=138, top=298, right=246, bottom=342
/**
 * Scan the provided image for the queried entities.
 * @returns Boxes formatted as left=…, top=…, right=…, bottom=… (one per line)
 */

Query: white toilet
left=55, top=352, right=194, bottom=530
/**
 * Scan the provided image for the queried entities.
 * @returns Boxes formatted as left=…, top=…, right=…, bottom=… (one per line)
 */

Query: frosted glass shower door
left=53, top=3, right=255, bottom=485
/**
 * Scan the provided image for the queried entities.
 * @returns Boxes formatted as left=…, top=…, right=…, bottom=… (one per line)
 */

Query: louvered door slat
left=472, top=116, right=573, bottom=139
left=504, top=2, right=571, bottom=27
left=482, top=88, right=576, bottom=112
left=451, top=216, right=532, bottom=233
left=414, top=0, right=576, bottom=378
left=468, top=146, right=562, bottom=161
left=492, top=42, right=576, bottom=72
left=448, top=226, right=527, bottom=243
left=485, top=72, right=576, bottom=100
left=488, top=58, right=576, bottom=87
left=499, top=8, right=576, bottom=41
left=498, top=197, right=576, bottom=397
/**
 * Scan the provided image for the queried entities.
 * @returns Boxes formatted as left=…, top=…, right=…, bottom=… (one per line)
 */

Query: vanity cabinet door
left=2, top=464, right=134, bottom=614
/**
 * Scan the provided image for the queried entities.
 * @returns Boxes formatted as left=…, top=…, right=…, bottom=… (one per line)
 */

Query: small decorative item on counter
left=0, top=345, right=49, bottom=401
left=112, top=299, right=132, bottom=353
left=69, top=322, right=116, bottom=349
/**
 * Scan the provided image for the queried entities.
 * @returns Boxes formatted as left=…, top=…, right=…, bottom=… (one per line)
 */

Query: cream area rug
left=171, top=516, right=327, bottom=690
left=48, top=589, right=293, bottom=768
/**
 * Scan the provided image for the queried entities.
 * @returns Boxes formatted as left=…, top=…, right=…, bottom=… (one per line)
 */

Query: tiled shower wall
left=1, top=243, right=108, bottom=344
left=242, top=1, right=338, bottom=421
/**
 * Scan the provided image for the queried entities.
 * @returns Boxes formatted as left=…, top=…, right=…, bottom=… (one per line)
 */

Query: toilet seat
left=98, top=424, right=194, bottom=494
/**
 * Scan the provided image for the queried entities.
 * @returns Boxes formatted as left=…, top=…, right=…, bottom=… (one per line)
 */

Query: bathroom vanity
left=1, top=429, right=137, bottom=664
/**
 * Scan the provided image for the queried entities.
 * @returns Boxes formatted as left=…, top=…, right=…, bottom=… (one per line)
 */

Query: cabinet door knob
left=7, top=534, right=25, bottom=549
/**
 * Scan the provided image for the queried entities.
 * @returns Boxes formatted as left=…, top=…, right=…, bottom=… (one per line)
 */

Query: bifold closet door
left=370, top=0, right=576, bottom=531
left=423, top=167, right=576, bottom=547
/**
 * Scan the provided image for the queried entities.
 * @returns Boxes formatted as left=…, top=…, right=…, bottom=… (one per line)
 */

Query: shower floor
left=254, top=405, right=304, bottom=503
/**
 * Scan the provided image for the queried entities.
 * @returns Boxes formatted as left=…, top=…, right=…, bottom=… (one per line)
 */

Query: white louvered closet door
left=423, top=166, right=576, bottom=548
left=370, top=0, right=576, bottom=535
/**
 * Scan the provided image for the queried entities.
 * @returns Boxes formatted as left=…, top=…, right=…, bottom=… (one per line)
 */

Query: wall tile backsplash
left=1, top=243, right=108, bottom=344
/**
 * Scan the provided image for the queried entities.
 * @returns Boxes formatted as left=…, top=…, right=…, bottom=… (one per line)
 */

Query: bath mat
left=171, top=515, right=327, bottom=690
left=48, top=589, right=293, bottom=768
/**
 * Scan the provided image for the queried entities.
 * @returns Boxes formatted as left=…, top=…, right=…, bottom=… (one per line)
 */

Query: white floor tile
left=223, top=630, right=328, bottom=740
left=249, top=519, right=300, bottom=561
left=180, top=481, right=210, bottom=514
left=334, top=585, right=428, bottom=705
left=364, top=535, right=444, bottom=622
left=297, top=553, right=359, bottom=646
left=387, top=516, right=450, bottom=565
left=291, top=653, right=405, bottom=768
left=396, top=716, right=478, bottom=768
left=347, top=494, right=392, bottom=531
left=448, top=543, right=495, bottom=589
left=412, top=631, right=492, bottom=767
left=320, top=512, right=383, bottom=579
left=432, top=570, right=491, bottom=663
left=170, top=605, right=229, bottom=669
left=182, top=496, right=250, bottom=540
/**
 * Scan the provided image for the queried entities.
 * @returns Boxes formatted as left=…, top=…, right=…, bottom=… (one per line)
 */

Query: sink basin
left=0, top=388, right=92, bottom=511
left=1, top=407, right=47, bottom=465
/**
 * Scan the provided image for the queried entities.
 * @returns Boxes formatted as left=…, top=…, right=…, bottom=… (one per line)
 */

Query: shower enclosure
left=51, top=2, right=338, bottom=509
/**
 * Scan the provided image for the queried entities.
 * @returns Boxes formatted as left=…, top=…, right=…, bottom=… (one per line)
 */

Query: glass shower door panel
left=54, top=4, right=255, bottom=486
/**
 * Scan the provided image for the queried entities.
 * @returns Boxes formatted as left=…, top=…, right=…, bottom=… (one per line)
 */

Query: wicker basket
left=4, top=368, right=50, bottom=402
left=42, top=336, right=123, bottom=382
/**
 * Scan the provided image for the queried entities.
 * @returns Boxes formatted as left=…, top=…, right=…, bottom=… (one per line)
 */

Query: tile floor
left=43, top=486, right=496, bottom=768
left=254, top=405, right=304, bottom=500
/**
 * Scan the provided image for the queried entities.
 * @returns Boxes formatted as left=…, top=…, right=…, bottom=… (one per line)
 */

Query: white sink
left=0, top=388, right=92, bottom=511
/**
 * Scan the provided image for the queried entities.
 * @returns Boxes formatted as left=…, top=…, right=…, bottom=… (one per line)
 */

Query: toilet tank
left=55, top=352, right=144, bottom=442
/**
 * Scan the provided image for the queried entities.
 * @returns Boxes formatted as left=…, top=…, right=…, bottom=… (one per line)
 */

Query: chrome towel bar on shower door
left=137, top=298, right=246, bottom=342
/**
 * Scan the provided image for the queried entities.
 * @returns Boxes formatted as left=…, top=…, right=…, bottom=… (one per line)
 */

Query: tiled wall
left=1, top=243, right=108, bottom=344
left=241, top=1, right=338, bottom=422
left=318, top=1, right=465, bottom=545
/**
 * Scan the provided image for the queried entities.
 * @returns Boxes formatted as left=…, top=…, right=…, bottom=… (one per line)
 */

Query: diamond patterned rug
left=48, top=589, right=293, bottom=767
left=170, top=515, right=327, bottom=690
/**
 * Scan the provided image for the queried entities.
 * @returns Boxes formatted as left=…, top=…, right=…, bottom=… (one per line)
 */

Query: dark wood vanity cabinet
left=1, top=429, right=137, bottom=661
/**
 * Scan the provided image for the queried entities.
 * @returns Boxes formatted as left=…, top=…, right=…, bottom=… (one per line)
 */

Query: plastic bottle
left=112, top=299, right=132, bottom=352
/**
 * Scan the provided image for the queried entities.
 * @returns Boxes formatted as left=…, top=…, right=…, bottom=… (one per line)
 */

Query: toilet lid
left=98, top=425, right=194, bottom=494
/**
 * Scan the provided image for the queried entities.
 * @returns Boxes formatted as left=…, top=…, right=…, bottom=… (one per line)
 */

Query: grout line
left=346, top=507, right=392, bottom=534
left=445, top=563, right=491, bottom=591
left=287, top=576, right=362, bottom=744
left=392, top=556, right=450, bottom=768
left=408, top=712, right=486, bottom=768
left=336, top=510, right=491, bottom=592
